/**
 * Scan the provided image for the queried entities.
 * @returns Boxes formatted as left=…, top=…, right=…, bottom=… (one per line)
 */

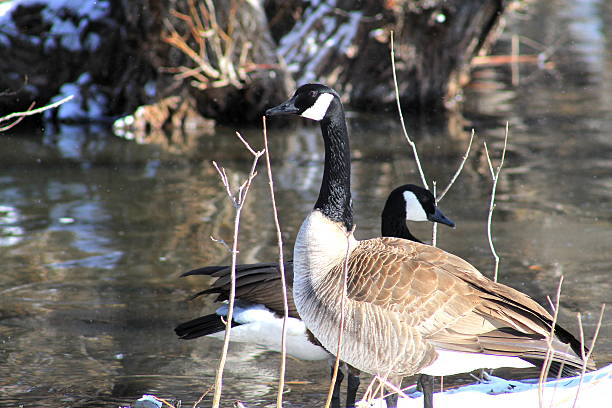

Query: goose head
left=267, top=83, right=353, bottom=231
left=382, top=184, right=455, bottom=242
left=266, top=84, right=340, bottom=121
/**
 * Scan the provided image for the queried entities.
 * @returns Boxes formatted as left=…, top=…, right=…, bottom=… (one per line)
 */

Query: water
left=1, top=1, right=611, bottom=406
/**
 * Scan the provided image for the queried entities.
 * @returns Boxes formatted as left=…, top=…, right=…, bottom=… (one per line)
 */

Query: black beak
left=266, top=97, right=299, bottom=116
left=428, top=208, right=455, bottom=228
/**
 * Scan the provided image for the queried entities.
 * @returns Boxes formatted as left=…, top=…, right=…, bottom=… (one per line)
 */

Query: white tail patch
left=403, top=191, right=428, bottom=222
left=420, top=349, right=535, bottom=376
left=212, top=302, right=330, bottom=361
left=301, top=93, right=334, bottom=121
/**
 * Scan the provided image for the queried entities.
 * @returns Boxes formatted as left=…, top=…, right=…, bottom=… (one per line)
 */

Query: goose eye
left=309, top=90, right=317, bottom=98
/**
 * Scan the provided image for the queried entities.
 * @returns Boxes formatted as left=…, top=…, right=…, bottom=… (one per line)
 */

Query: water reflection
left=1, top=1, right=612, bottom=406
left=0, top=204, right=23, bottom=247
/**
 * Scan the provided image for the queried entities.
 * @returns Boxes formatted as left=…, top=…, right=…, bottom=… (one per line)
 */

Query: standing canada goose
left=265, top=83, right=595, bottom=408
left=175, top=184, right=455, bottom=408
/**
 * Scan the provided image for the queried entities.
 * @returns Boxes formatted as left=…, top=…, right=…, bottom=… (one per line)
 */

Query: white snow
left=278, top=0, right=362, bottom=84
left=83, top=32, right=101, bottom=51
left=420, top=349, right=534, bottom=376
left=360, top=364, right=612, bottom=408
left=1, top=0, right=110, bottom=52
left=0, top=1, right=14, bottom=18
left=1, top=1, right=111, bottom=120
left=144, top=81, right=157, bottom=98
left=43, top=73, right=108, bottom=121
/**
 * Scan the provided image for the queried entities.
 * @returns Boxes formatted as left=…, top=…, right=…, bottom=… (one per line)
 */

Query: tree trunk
left=270, top=0, right=506, bottom=111
left=0, top=0, right=505, bottom=125
left=0, top=0, right=290, bottom=125
left=165, top=0, right=292, bottom=122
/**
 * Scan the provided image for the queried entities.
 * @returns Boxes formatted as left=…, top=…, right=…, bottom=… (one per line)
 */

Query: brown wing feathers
left=344, top=237, right=592, bottom=372
left=185, top=262, right=299, bottom=317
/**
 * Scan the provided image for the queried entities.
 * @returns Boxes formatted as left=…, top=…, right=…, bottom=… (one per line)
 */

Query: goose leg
left=418, top=374, right=434, bottom=408
left=346, top=365, right=361, bottom=407
left=330, top=364, right=345, bottom=408
left=384, top=393, right=399, bottom=408
left=384, top=376, right=402, bottom=408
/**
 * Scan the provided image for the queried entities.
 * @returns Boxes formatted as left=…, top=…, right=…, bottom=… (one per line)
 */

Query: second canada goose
left=175, top=184, right=454, bottom=408
left=265, top=84, right=594, bottom=408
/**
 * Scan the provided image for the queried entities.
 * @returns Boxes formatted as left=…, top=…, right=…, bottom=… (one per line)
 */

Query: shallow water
left=1, top=1, right=611, bottom=407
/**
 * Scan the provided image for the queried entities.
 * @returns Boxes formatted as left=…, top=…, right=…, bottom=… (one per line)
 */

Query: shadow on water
left=1, top=1, right=611, bottom=406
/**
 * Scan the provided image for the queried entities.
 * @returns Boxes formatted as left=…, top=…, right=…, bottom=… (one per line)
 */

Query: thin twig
left=390, top=31, right=428, bottom=189
left=483, top=141, right=495, bottom=178
left=0, top=95, right=74, bottom=131
left=361, top=375, right=411, bottom=404
left=262, top=117, right=290, bottom=408
left=437, top=129, right=475, bottom=202
left=210, top=236, right=231, bottom=252
left=389, top=31, right=476, bottom=404
left=484, top=123, right=509, bottom=282
left=0, top=101, right=34, bottom=131
left=374, top=375, right=410, bottom=400
left=212, top=161, right=232, bottom=199
left=572, top=304, right=605, bottom=408
left=192, top=384, right=214, bottom=408
left=324, top=227, right=354, bottom=408
left=538, top=276, right=563, bottom=408
left=211, top=134, right=264, bottom=408
left=151, top=396, right=179, bottom=408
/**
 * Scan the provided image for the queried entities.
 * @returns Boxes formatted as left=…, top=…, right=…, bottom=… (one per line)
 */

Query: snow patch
left=359, top=364, right=612, bottom=408
left=1, top=0, right=110, bottom=52
left=278, top=0, right=362, bottom=83
left=44, top=73, right=109, bottom=121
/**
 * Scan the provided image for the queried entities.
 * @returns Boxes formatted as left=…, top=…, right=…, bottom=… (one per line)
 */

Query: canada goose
left=265, top=83, right=594, bottom=408
left=175, top=184, right=455, bottom=408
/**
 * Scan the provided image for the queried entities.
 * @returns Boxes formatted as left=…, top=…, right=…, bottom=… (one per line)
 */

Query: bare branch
left=192, top=384, right=214, bottom=408
left=483, top=141, right=495, bottom=179
left=572, top=303, right=605, bottom=407
left=262, top=116, right=290, bottom=408
left=374, top=375, right=410, bottom=401
left=485, top=123, right=509, bottom=282
left=390, top=31, right=428, bottom=189
left=210, top=133, right=263, bottom=408
left=0, top=102, right=35, bottom=131
left=210, top=235, right=232, bottom=253
left=437, top=129, right=475, bottom=202
left=0, top=95, right=74, bottom=131
left=212, top=161, right=233, bottom=202
left=361, top=374, right=411, bottom=405
left=538, top=276, right=563, bottom=408
left=236, top=131, right=259, bottom=156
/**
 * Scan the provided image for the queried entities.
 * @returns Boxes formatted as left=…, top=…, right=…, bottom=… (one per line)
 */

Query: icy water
left=1, top=2, right=611, bottom=407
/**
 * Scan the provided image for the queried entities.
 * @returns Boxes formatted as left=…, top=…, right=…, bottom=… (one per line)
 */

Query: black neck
left=313, top=99, right=353, bottom=231
left=381, top=217, right=423, bottom=244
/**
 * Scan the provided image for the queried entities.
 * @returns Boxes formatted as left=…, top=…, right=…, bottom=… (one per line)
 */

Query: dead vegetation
left=163, top=0, right=252, bottom=90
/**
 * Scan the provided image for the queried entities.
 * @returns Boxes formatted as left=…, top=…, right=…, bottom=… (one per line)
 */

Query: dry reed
left=262, top=117, right=291, bottom=408
left=209, top=133, right=264, bottom=408
left=0, top=95, right=74, bottom=131
left=483, top=123, right=509, bottom=282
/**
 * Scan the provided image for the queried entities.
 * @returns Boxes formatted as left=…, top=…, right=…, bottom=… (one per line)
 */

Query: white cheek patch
left=403, top=191, right=428, bottom=222
left=300, top=93, right=334, bottom=121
